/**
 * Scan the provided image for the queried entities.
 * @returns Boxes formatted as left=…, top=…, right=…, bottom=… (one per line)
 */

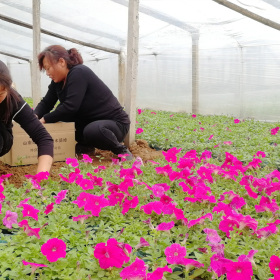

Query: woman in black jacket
left=34, top=45, right=133, bottom=160
left=0, top=60, right=53, bottom=173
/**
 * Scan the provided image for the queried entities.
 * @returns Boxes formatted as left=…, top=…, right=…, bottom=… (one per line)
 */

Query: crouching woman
left=0, top=60, right=53, bottom=173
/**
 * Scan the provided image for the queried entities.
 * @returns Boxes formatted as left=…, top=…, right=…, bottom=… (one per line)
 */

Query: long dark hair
left=0, top=60, right=20, bottom=123
left=38, top=45, right=83, bottom=71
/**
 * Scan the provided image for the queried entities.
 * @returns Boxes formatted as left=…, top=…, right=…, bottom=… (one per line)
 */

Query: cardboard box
left=0, top=122, right=76, bottom=166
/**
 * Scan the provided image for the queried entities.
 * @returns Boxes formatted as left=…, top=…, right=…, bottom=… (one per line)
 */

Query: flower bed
left=1, top=111, right=280, bottom=279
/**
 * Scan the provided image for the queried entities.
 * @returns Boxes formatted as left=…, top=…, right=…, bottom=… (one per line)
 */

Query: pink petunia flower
left=269, top=255, right=280, bottom=277
left=147, top=265, right=172, bottom=280
left=65, top=157, right=79, bottom=167
left=188, top=213, right=213, bottom=228
left=225, top=261, right=253, bottom=280
left=121, top=196, right=139, bottom=215
left=54, top=190, right=68, bottom=204
left=18, top=219, right=41, bottom=239
left=162, top=147, right=182, bottom=163
left=72, top=215, right=91, bottom=224
left=72, top=192, right=91, bottom=208
left=44, top=203, right=54, bottom=215
left=192, top=114, right=196, bottom=118
left=165, top=243, right=187, bottom=265
left=84, top=194, right=109, bottom=216
left=120, top=257, right=147, bottom=279
left=209, top=134, right=214, bottom=140
left=140, top=201, right=163, bottom=215
left=156, top=221, right=175, bottom=231
left=271, top=127, right=280, bottom=135
left=136, top=128, right=144, bottom=134
left=234, top=119, right=241, bottom=123
left=135, top=237, right=150, bottom=250
left=22, top=260, right=47, bottom=275
left=80, top=154, right=93, bottom=163
left=203, top=228, right=222, bottom=244
left=77, top=178, right=94, bottom=190
left=17, top=198, right=31, bottom=208
left=21, top=204, right=40, bottom=221
left=238, top=250, right=258, bottom=268
left=255, top=196, right=279, bottom=213
left=41, top=238, right=67, bottom=262
left=137, top=109, right=142, bottom=114
left=94, top=238, right=131, bottom=269
left=3, top=210, right=18, bottom=229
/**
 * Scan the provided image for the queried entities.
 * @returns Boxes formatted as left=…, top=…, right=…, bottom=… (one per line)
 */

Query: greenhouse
left=1, top=0, right=280, bottom=279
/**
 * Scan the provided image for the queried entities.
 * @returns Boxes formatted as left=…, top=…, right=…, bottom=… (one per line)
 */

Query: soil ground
left=0, top=139, right=164, bottom=188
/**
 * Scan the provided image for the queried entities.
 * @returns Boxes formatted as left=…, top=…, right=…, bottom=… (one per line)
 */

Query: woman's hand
left=40, top=117, right=46, bottom=124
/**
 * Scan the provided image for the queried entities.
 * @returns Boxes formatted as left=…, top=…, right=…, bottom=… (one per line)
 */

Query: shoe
left=118, top=148, right=134, bottom=161
left=75, top=143, right=95, bottom=156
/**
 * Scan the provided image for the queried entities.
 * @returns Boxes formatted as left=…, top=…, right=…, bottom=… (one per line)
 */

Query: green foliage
left=2, top=108, right=280, bottom=279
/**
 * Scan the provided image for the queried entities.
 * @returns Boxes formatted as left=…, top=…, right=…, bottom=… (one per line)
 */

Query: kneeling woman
left=0, top=60, right=53, bottom=173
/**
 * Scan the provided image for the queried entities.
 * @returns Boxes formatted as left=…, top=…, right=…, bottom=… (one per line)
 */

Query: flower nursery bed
left=1, top=110, right=280, bottom=280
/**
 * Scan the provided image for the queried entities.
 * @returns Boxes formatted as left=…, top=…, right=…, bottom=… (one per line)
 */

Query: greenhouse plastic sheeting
left=1, top=0, right=280, bottom=121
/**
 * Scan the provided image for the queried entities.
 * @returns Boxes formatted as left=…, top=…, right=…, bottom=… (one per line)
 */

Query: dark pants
left=0, top=123, right=13, bottom=157
left=77, top=120, right=130, bottom=155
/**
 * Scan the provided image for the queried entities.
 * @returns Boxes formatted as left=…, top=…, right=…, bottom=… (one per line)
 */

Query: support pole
left=31, top=0, right=41, bottom=108
left=192, top=34, right=199, bottom=114
left=118, top=49, right=126, bottom=106
left=124, top=0, right=139, bottom=147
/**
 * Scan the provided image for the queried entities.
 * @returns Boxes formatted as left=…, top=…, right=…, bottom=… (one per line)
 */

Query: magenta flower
left=44, top=203, right=54, bottom=215
left=18, top=219, right=41, bottom=239
left=219, top=217, right=240, bottom=238
left=183, top=258, right=204, bottom=270
left=151, top=185, right=165, bottom=198
left=41, top=238, right=67, bottom=262
left=188, top=213, right=213, bottom=228
left=234, top=119, right=241, bottom=123
left=72, top=215, right=91, bottom=224
left=81, top=154, right=93, bottom=163
left=271, top=127, right=280, bottom=135
left=208, top=134, right=214, bottom=140
left=17, top=197, right=31, bottom=208
left=256, top=224, right=278, bottom=239
left=76, top=178, right=94, bottom=190
left=238, top=250, right=258, bottom=267
left=120, top=257, right=147, bottom=279
left=147, top=265, right=172, bottom=280
left=155, top=164, right=173, bottom=176
left=3, top=210, right=18, bottom=229
left=54, top=190, right=68, bottom=204
left=162, top=147, right=182, bottom=163
left=137, top=108, right=142, bottom=114
left=22, top=260, right=47, bottom=275
left=203, top=228, right=222, bottom=244
left=94, top=238, right=131, bottom=269
left=121, top=196, right=139, bottom=215
left=86, top=173, right=103, bottom=186
left=84, top=194, right=109, bottom=216
left=209, top=254, right=232, bottom=277
left=192, top=114, right=196, bottom=118
left=269, top=255, right=280, bottom=277
left=108, top=192, right=124, bottom=206
left=225, top=261, right=253, bottom=280
left=136, top=128, right=144, bottom=134
left=156, top=221, right=174, bottom=231
left=255, top=196, right=279, bottom=213
left=140, top=201, right=163, bottom=215
left=65, top=157, right=79, bottom=167
left=72, top=192, right=91, bottom=208
left=135, top=237, right=150, bottom=250
left=165, top=243, right=187, bottom=265
left=21, top=203, right=40, bottom=221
